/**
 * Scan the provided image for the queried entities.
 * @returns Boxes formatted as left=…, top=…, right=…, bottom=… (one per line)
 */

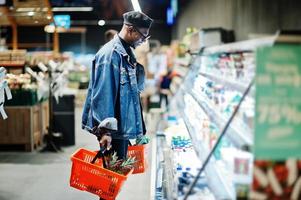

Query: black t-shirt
left=118, top=36, right=136, bottom=65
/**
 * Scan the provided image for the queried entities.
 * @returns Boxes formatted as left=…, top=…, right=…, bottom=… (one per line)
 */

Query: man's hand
left=98, top=134, right=112, bottom=151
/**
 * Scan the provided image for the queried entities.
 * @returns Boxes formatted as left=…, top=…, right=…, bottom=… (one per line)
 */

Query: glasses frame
left=125, top=23, right=151, bottom=41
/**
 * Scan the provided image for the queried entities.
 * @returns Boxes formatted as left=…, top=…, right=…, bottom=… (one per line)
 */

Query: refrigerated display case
left=154, top=35, right=277, bottom=199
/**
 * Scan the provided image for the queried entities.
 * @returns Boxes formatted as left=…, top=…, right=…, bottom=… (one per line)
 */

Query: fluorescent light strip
left=16, top=7, right=49, bottom=12
left=16, top=8, right=35, bottom=12
left=131, top=0, right=141, bottom=12
left=27, top=11, right=35, bottom=16
left=52, top=7, right=93, bottom=12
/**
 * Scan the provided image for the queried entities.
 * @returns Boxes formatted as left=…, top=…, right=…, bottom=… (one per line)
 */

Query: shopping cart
left=127, top=144, right=148, bottom=174
left=70, top=148, right=133, bottom=200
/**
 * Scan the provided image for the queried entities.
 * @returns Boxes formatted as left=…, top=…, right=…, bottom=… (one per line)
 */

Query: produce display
left=5, top=73, right=35, bottom=89
left=26, top=51, right=68, bottom=66
left=0, top=51, right=10, bottom=62
left=4, top=73, right=45, bottom=106
left=251, top=160, right=301, bottom=200
left=0, top=50, right=26, bottom=65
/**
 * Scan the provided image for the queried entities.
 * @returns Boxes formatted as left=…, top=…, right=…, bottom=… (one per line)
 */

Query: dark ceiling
left=50, top=0, right=191, bottom=22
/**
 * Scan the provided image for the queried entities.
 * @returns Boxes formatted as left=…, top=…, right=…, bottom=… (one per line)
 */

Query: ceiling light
left=131, top=0, right=141, bottom=12
left=16, top=7, right=48, bottom=12
left=98, top=20, right=106, bottom=26
left=52, top=7, right=93, bottom=12
left=17, top=8, right=35, bottom=12
left=44, top=25, right=55, bottom=33
left=47, top=15, right=52, bottom=20
left=34, top=21, right=39, bottom=24
left=27, top=11, right=35, bottom=16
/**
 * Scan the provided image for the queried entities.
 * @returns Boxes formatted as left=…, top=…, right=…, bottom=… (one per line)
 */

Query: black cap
left=123, top=11, right=153, bottom=29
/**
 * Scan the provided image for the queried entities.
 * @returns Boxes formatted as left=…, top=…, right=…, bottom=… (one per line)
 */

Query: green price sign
left=255, top=44, right=301, bottom=159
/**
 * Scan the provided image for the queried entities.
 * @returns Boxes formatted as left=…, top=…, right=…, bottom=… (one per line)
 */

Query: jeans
left=160, top=93, right=169, bottom=107
left=111, top=139, right=129, bottom=160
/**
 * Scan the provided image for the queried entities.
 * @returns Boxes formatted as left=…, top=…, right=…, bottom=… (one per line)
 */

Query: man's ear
left=128, top=26, right=135, bottom=35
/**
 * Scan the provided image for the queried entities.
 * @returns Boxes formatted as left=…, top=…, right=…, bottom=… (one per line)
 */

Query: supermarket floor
left=0, top=107, right=156, bottom=200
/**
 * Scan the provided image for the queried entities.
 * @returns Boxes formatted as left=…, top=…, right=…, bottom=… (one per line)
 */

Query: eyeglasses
left=125, top=23, right=151, bottom=41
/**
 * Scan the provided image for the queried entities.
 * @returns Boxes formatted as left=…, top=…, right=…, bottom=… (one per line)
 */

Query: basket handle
left=91, top=146, right=108, bottom=169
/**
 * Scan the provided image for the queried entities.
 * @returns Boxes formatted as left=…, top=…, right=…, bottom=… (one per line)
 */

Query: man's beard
left=131, top=39, right=143, bottom=49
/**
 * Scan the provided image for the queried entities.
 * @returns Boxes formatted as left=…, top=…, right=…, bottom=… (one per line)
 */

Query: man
left=82, top=11, right=153, bottom=160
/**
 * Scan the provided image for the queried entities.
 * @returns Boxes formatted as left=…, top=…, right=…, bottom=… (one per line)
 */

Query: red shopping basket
left=70, top=148, right=133, bottom=200
left=127, top=144, right=148, bottom=174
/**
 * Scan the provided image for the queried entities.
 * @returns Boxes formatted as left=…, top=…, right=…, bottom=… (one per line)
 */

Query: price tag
left=0, top=83, right=4, bottom=103
left=0, top=106, right=8, bottom=119
left=4, top=85, right=12, bottom=100
left=0, top=89, right=8, bottom=119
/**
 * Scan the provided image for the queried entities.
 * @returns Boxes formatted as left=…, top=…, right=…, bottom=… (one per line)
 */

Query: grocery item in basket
left=105, top=152, right=136, bottom=175
left=135, top=135, right=150, bottom=145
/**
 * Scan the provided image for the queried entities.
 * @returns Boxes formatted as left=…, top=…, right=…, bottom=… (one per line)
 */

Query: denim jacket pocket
left=120, top=75, right=129, bottom=96
left=120, top=74, right=129, bottom=85
left=120, top=67, right=129, bottom=83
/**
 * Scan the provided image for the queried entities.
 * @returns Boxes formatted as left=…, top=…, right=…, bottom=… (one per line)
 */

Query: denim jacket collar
left=112, top=35, right=145, bottom=89
left=114, top=35, right=130, bottom=56
left=113, top=35, right=137, bottom=66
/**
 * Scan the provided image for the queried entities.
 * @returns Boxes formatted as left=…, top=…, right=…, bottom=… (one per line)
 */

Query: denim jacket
left=82, top=36, right=145, bottom=139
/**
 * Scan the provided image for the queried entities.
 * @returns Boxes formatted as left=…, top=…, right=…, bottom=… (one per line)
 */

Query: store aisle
left=0, top=107, right=153, bottom=200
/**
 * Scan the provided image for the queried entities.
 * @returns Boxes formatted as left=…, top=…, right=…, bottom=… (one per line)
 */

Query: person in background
left=159, top=68, right=178, bottom=108
left=104, top=29, right=118, bottom=43
left=82, top=11, right=153, bottom=161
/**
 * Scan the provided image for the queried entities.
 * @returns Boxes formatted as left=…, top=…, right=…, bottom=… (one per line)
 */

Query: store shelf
left=0, top=61, right=25, bottom=67
left=203, top=36, right=276, bottom=55
left=180, top=109, right=207, bottom=160
left=188, top=89, right=253, bottom=148
left=178, top=103, right=235, bottom=200
left=199, top=71, right=251, bottom=94
left=155, top=132, right=177, bottom=200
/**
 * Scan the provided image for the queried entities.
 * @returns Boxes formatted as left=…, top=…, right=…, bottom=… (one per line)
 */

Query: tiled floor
left=0, top=107, right=153, bottom=200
